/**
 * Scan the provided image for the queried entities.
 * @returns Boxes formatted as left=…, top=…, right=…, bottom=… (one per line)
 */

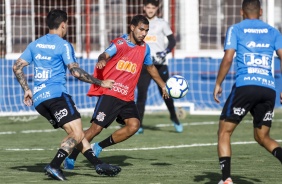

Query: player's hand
left=213, top=84, right=222, bottom=104
left=156, top=50, right=167, bottom=60
left=23, top=89, right=33, bottom=106
left=101, top=79, right=115, bottom=89
left=96, top=60, right=107, bottom=69
left=161, top=86, right=170, bottom=99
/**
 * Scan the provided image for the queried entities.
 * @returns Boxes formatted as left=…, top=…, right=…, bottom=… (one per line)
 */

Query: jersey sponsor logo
left=244, top=53, right=271, bottom=69
left=243, top=76, right=275, bottom=87
left=244, top=28, right=268, bottom=34
left=263, top=111, right=273, bottom=121
left=33, top=83, right=46, bottom=94
left=144, top=35, right=157, bottom=42
left=116, top=60, right=137, bottom=74
left=233, top=107, right=246, bottom=116
left=246, top=41, right=270, bottom=48
left=96, top=112, right=106, bottom=122
left=112, top=82, right=129, bottom=95
left=33, top=91, right=51, bottom=103
left=34, top=67, right=52, bottom=81
left=35, top=54, right=51, bottom=60
left=35, top=44, right=55, bottom=49
left=226, top=26, right=233, bottom=45
left=64, top=44, right=71, bottom=59
left=54, top=108, right=68, bottom=122
left=247, top=67, right=269, bottom=75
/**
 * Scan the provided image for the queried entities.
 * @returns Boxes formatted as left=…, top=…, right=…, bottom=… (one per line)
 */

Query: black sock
left=272, top=147, right=282, bottom=164
left=50, top=149, right=68, bottom=169
left=219, top=157, right=231, bottom=181
left=68, top=148, right=80, bottom=160
left=99, top=135, right=116, bottom=149
left=83, top=149, right=103, bottom=166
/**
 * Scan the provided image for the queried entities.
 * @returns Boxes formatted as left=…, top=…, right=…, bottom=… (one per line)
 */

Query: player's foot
left=63, top=157, right=75, bottom=170
left=135, top=127, right=144, bottom=135
left=218, top=177, right=233, bottom=184
left=91, top=143, right=103, bottom=157
left=44, top=164, right=67, bottom=181
left=173, top=122, right=183, bottom=133
left=95, top=163, right=121, bottom=176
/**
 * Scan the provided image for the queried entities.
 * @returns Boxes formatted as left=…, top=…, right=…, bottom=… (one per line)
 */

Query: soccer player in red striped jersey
left=64, top=14, right=169, bottom=170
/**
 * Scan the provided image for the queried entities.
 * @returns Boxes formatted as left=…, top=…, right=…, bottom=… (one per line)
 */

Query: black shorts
left=220, top=85, right=275, bottom=128
left=35, top=93, right=81, bottom=129
left=91, top=95, right=140, bottom=128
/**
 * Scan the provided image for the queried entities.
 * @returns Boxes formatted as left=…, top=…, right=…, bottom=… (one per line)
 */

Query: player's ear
left=240, top=9, right=243, bottom=17
left=259, top=8, right=262, bottom=17
left=130, top=24, right=135, bottom=32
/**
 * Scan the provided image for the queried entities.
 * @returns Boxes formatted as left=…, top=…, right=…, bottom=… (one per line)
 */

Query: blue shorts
left=220, top=85, right=275, bottom=128
left=91, top=95, right=140, bottom=128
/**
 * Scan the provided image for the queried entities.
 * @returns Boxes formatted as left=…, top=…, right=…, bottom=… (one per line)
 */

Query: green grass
left=0, top=111, right=282, bottom=184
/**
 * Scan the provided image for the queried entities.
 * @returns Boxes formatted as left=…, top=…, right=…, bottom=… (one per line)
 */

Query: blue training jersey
left=20, top=34, right=77, bottom=107
left=224, top=19, right=282, bottom=90
left=105, top=34, right=153, bottom=66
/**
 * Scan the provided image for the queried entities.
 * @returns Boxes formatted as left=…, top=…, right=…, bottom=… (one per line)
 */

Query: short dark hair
left=46, top=9, right=67, bottom=29
left=242, top=0, right=261, bottom=13
left=144, top=0, right=159, bottom=7
left=130, top=15, right=149, bottom=26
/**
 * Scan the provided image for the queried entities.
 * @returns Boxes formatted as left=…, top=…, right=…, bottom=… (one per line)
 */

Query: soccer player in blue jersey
left=13, top=9, right=121, bottom=181
left=213, top=0, right=282, bottom=183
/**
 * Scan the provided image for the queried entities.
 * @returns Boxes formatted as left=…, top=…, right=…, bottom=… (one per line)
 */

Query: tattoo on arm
left=68, top=63, right=102, bottom=86
left=13, top=59, right=30, bottom=91
left=61, top=137, right=78, bottom=153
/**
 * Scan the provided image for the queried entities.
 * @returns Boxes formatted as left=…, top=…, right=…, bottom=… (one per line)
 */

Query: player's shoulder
left=154, top=17, right=168, bottom=24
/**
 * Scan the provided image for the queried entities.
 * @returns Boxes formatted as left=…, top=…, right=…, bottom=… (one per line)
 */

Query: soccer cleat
left=63, top=157, right=75, bottom=170
left=218, top=177, right=233, bottom=184
left=95, top=163, right=121, bottom=176
left=91, top=143, right=103, bottom=157
left=173, top=122, right=183, bottom=133
left=135, top=127, right=144, bottom=135
left=44, top=164, right=67, bottom=181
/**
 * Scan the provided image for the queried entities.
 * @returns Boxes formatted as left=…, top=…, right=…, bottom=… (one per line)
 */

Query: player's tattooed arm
left=61, top=137, right=78, bottom=154
left=68, top=62, right=102, bottom=86
left=13, top=58, right=30, bottom=91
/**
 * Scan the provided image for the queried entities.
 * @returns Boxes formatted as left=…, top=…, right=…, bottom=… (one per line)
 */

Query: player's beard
left=132, top=33, right=143, bottom=45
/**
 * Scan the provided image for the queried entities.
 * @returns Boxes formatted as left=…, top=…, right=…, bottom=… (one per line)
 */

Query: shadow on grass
left=194, top=171, right=262, bottom=184
left=81, top=155, right=155, bottom=167
left=9, top=163, right=101, bottom=180
left=140, top=124, right=180, bottom=133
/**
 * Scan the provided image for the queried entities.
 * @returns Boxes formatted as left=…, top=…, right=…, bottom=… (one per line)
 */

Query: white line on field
left=5, top=140, right=282, bottom=152
left=1, top=119, right=282, bottom=135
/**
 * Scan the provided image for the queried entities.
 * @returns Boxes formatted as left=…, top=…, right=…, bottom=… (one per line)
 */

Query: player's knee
left=126, top=119, right=140, bottom=133
left=72, top=130, right=85, bottom=143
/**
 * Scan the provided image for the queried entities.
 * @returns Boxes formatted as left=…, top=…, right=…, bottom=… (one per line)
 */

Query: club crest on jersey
left=117, top=40, right=124, bottom=45
left=96, top=112, right=106, bottom=122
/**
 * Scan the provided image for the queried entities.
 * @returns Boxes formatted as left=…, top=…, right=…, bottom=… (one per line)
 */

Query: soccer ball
left=165, top=75, right=189, bottom=99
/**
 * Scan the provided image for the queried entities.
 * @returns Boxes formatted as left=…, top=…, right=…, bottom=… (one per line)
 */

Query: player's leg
left=156, top=65, right=183, bottom=132
left=136, top=65, right=152, bottom=133
left=254, top=125, right=282, bottom=160
left=66, top=95, right=121, bottom=162
left=217, top=85, right=248, bottom=184
left=36, top=93, right=82, bottom=180
left=251, top=88, right=282, bottom=164
left=217, top=119, right=237, bottom=184
left=93, top=101, right=140, bottom=156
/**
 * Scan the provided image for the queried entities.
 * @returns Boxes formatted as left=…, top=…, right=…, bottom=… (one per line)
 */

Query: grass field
left=0, top=111, right=282, bottom=184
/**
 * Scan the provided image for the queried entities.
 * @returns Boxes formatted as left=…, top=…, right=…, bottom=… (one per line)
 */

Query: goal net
left=1, top=0, right=281, bottom=117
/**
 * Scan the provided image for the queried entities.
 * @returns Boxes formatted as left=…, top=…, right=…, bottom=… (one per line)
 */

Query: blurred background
left=0, top=0, right=281, bottom=116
